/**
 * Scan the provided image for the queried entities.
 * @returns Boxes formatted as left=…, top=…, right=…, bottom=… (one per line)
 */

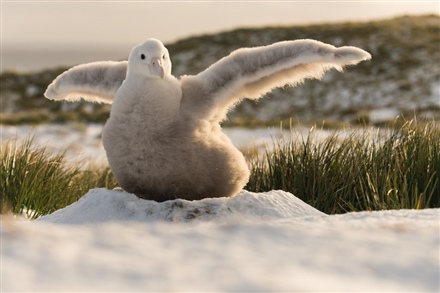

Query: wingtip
left=43, top=84, right=57, bottom=100
left=335, top=46, right=372, bottom=64
left=43, top=88, right=53, bottom=100
left=358, top=49, right=372, bottom=61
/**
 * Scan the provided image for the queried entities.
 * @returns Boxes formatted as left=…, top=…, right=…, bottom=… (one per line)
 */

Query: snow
left=37, top=189, right=325, bottom=224
left=2, top=188, right=439, bottom=292
left=369, top=108, right=400, bottom=123
left=1, top=123, right=107, bottom=165
left=1, top=123, right=334, bottom=165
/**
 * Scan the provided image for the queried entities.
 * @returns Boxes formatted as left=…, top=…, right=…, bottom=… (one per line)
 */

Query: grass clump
left=246, top=120, right=439, bottom=214
left=0, top=137, right=118, bottom=219
left=2, top=120, right=438, bottom=218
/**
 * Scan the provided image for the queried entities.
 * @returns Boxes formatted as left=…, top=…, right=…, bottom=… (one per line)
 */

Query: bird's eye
left=162, top=54, right=166, bottom=59
left=141, top=54, right=145, bottom=60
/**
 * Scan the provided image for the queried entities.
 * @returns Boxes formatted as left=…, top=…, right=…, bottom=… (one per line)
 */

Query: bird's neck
left=114, top=75, right=182, bottom=128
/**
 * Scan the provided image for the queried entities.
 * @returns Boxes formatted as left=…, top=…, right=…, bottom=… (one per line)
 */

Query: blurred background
left=1, top=0, right=439, bottom=163
left=2, top=1, right=439, bottom=72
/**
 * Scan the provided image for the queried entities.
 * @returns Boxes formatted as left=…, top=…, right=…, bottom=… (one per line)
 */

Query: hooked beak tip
left=151, top=58, right=165, bottom=79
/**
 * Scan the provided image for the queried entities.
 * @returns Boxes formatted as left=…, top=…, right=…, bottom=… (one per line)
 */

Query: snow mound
left=38, top=188, right=325, bottom=224
left=4, top=189, right=439, bottom=292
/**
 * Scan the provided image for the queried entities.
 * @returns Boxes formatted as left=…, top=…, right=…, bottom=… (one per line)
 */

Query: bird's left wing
left=44, top=61, right=127, bottom=104
left=180, top=39, right=371, bottom=122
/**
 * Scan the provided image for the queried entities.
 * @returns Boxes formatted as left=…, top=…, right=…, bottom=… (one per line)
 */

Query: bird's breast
left=112, top=77, right=182, bottom=129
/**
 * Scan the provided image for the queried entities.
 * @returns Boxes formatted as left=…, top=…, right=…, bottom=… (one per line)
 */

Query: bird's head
left=127, top=38, right=172, bottom=79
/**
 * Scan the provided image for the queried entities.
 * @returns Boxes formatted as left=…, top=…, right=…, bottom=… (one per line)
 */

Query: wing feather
left=44, top=61, right=127, bottom=104
left=180, top=39, right=371, bottom=122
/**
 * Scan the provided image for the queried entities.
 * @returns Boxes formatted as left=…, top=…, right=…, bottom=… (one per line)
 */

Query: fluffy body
left=45, top=38, right=371, bottom=201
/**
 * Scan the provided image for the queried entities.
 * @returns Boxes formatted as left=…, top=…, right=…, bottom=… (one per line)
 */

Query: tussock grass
left=0, top=137, right=118, bottom=219
left=1, top=120, right=439, bottom=218
left=246, top=120, right=440, bottom=214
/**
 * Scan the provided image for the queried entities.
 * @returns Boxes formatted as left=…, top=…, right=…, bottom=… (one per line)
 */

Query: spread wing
left=44, top=61, right=128, bottom=104
left=180, top=39, right=371, bottom=122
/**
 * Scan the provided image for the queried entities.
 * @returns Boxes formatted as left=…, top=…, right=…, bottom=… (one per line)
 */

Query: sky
left=1, top=0, right=439, bottom=71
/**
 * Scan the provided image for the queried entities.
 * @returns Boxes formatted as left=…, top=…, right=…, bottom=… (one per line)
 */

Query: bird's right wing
left=44, top=61, right=128, bottom=104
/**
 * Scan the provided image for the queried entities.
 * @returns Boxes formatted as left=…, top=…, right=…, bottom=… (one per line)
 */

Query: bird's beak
left=150, top=58, right=165, bottom=79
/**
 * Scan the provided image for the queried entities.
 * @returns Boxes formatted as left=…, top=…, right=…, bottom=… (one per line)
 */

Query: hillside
left=1, top=15, right=439, bottom=126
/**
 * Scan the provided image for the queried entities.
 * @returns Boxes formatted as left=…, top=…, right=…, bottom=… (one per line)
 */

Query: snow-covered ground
left=2, top=124, right=439, bottom=291
left=2, top=189, right=439, bottom=292
left=1, top=123, right=109, bottom=165
left=1, top=123, right=336, bottom=165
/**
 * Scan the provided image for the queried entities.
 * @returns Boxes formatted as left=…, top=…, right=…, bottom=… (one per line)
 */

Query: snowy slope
left=2, top=189, right=439, bottom=292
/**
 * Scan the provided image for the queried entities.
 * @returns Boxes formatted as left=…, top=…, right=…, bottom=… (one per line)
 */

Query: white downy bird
left=45, top=38, right=371, bottom=201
